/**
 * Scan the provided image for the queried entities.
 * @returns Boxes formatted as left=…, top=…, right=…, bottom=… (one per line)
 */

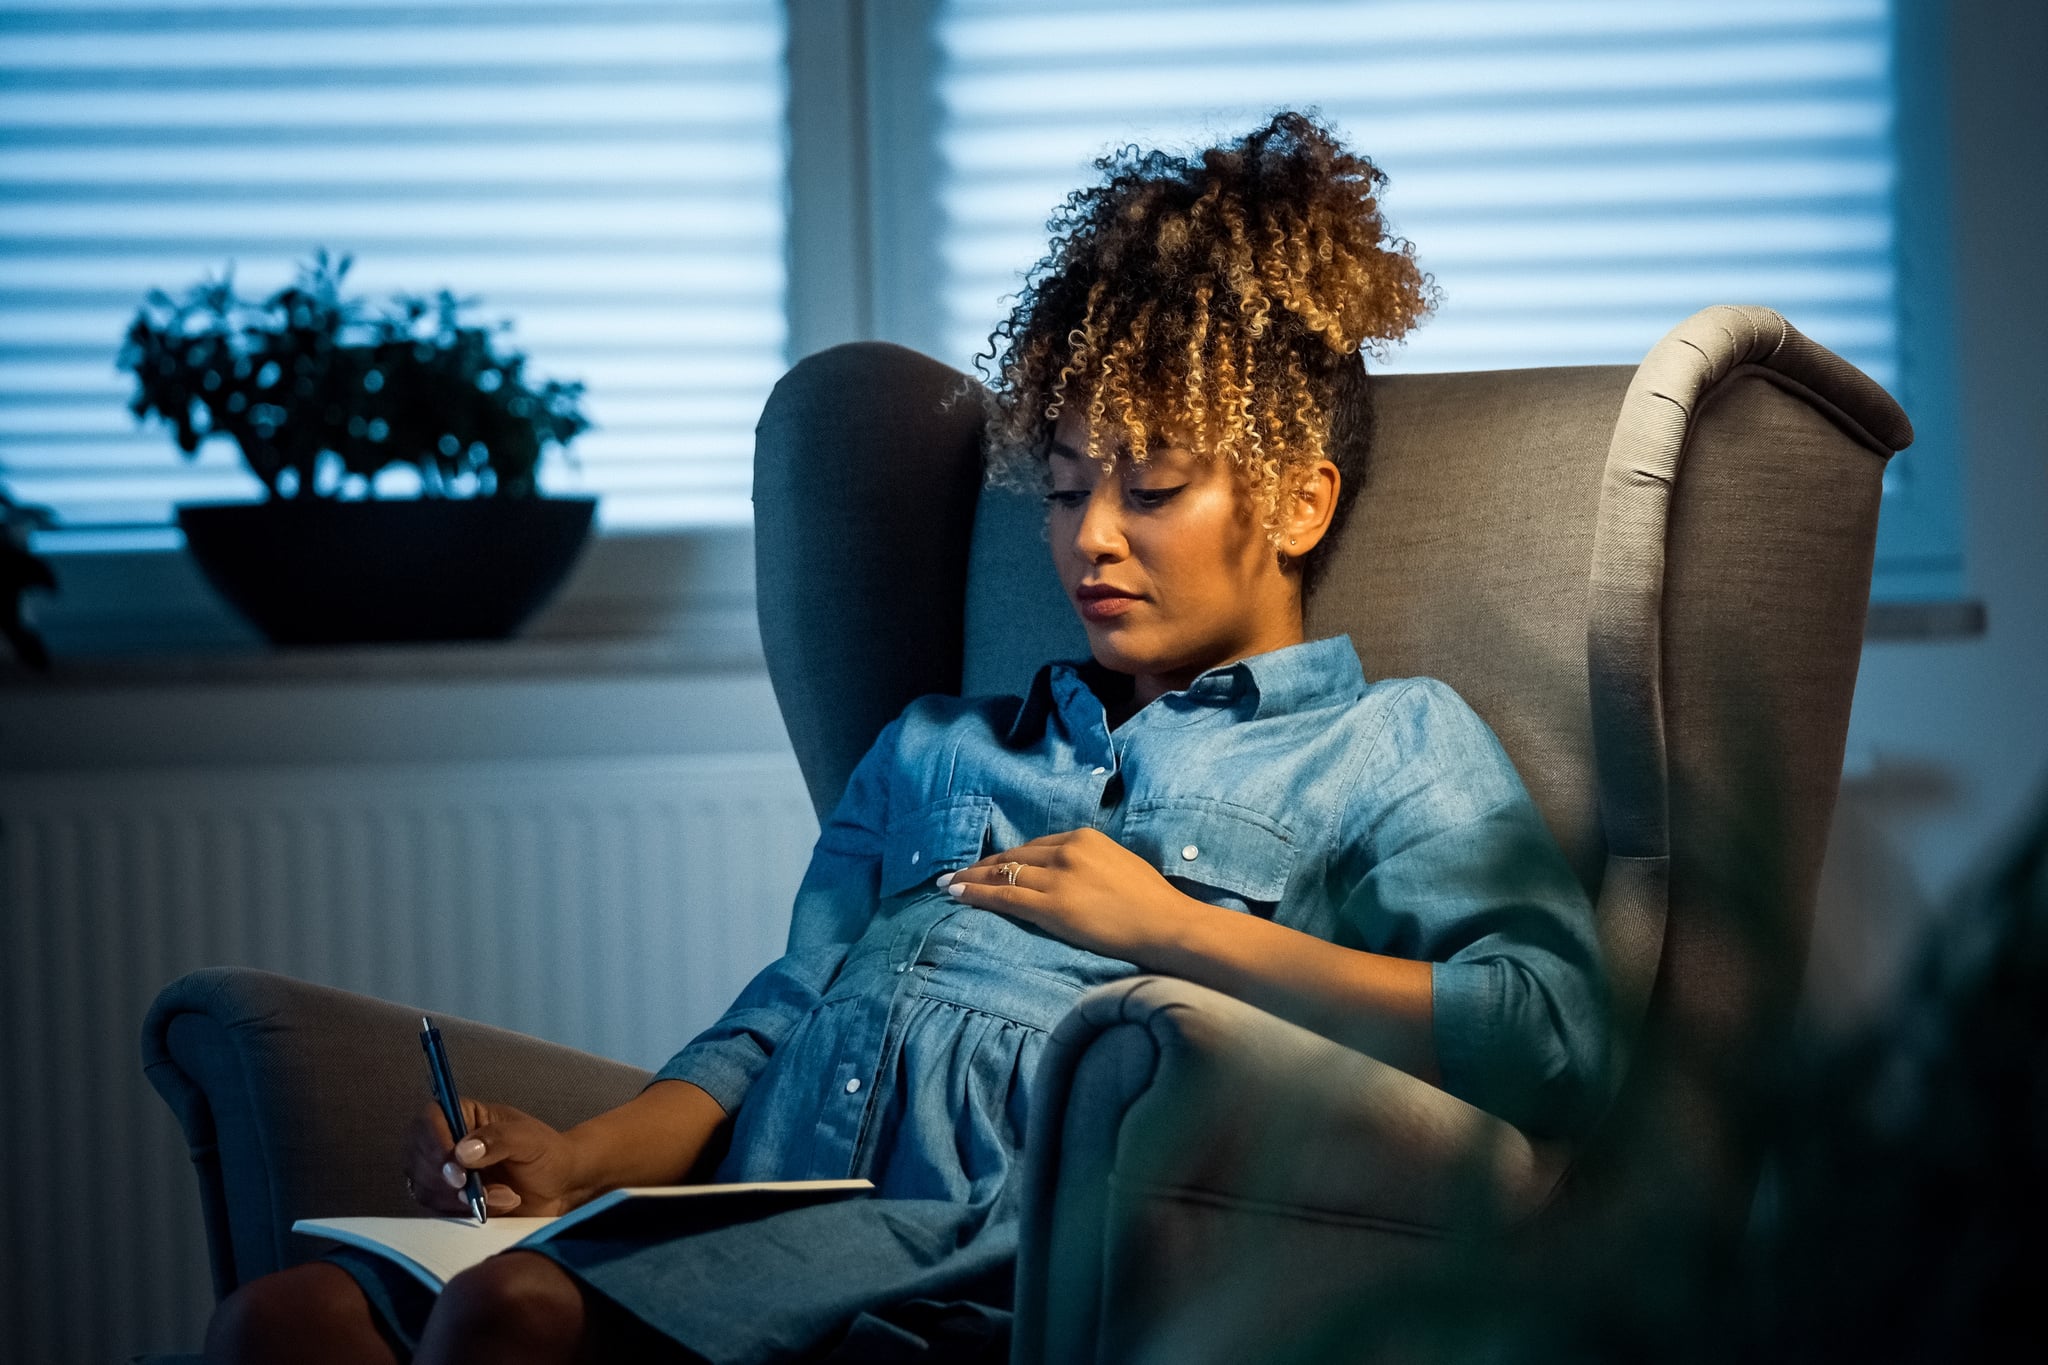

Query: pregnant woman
left=205, top=110, right=1608, bottom=1365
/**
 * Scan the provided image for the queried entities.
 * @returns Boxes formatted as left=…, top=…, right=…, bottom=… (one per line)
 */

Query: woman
left=205, top=111, right=1607, bottom=1365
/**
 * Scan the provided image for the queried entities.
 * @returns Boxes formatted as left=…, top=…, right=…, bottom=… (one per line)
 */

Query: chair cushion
left=1314, top=365, right=1634, bottom=892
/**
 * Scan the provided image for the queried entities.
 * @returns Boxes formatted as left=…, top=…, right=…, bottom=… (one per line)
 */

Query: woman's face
left=1047, top=408, right=1333, bottom=708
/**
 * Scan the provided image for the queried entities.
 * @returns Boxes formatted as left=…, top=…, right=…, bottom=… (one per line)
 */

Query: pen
left=420, top=1015, right=488, bottom=1225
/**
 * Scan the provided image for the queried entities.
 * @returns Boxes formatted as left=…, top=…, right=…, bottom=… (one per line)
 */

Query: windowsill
left=0, top=525, right=798, bottom=773
left=3, top=525, right=765, bottom=689
left=1864, top=599, right=1988, bottom=642
left=0, top=630, right=767, bottom=690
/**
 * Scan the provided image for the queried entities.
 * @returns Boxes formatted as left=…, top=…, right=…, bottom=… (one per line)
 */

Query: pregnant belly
left=911, top=904, right=1138, bottom=1028
left=825, top=894, right=1138, bottom=1030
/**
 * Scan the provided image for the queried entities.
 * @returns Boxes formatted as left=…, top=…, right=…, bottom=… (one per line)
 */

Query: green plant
left=0, top=479, right=57, bottom=669
left=120, top=251, right=589, bottom=501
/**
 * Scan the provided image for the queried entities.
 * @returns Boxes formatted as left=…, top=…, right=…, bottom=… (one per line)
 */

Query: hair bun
left=1218, top=111, right=1437, bottom=355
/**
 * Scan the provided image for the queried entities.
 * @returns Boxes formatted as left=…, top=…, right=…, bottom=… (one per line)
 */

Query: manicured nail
left=443, top=1161, right=462, bottom=1187
left=936, top=872, right=954, bottom=888
left=456, top=1138, right=485, bottom=1164
left=946, top=883, right=966, bottom=897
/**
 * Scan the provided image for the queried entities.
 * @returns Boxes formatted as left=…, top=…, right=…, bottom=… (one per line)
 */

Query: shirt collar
left=1003, top=633, right=1366, bottom=744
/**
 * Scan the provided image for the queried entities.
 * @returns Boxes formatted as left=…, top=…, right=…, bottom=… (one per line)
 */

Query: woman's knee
left=427, top=1251, right=586, bottom=1357
left=205, top=1261, right=392, bottom=1364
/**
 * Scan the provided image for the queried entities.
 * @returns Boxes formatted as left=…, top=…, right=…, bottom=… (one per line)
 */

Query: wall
left=1810, top=0, right=2048, bottom=1029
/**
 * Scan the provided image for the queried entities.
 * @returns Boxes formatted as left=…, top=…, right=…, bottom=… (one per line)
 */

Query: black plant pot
left=175, top=496, right=597, bottom=646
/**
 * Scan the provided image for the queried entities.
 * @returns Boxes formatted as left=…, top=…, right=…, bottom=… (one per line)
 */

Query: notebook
left=293, top=1178, right=874, bottom=1292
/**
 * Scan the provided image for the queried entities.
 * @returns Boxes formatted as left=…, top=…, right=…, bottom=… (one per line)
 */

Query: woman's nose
left=1072, top=487, right=1127, bottom=559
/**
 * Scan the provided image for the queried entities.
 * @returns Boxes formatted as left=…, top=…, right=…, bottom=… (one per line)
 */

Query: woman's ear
left=1281, top=459, right=1341, bottom=556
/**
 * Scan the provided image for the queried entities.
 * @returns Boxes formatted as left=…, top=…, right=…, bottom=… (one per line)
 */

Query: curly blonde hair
left=977, top=111, right=1436, bottom=597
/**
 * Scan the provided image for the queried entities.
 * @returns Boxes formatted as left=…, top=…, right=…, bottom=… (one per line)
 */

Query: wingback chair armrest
left=141, top=967, right=653, bottom=1300
left=1012, top=975, right=1569, bottom=1365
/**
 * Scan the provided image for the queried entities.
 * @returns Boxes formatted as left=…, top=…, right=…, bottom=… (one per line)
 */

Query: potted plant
left=1, top=479, right=57, bottom=670
left=120, top=251, right=596, bottom=645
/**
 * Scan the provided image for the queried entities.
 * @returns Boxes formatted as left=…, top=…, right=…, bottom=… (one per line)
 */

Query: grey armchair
left=142, top=306, right=1909, bottom=1362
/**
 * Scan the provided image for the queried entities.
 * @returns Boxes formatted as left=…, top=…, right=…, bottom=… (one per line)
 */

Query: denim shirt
left=656, top=634, right=1610, bottom=1153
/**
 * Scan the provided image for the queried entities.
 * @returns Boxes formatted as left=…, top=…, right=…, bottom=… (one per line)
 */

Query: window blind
left=935, top=0, right=1897, bottom=393
left=0, top=0, right=786, bottom=547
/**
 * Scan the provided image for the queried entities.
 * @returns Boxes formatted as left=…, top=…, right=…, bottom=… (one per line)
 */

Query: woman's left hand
left=939, top=827, right=1193, bottom=962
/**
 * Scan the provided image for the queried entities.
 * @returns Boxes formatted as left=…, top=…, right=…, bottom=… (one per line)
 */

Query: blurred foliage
left=1752, top=778, right=2048, bottom=1361
left=0, top=478, right=57, bottom=670
left=1254, top=781, right=2048, bottom=1365
left=120, top=250, right=589, bottom=501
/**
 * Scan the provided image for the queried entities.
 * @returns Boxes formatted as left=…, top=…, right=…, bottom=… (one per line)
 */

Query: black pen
left=420, top=1015, right=488, bottom=1224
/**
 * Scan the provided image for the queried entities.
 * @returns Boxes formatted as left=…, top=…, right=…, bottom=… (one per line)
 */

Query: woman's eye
left=1042, top=490, right=1087, bottom=509
left=1128, top=486, right=1183, bottom=507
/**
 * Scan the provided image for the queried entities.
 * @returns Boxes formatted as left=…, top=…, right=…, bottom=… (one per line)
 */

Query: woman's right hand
left=405, top=1097, right=590, bottom=1217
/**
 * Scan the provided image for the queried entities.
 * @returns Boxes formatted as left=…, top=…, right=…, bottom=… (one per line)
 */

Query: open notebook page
left=294, top=1216, right=557, bottom=1291
left=295, top=1180, right=873, bottom=1292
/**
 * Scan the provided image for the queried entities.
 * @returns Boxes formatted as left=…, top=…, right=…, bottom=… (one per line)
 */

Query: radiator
left=0, top=752, right=818, bottom=1365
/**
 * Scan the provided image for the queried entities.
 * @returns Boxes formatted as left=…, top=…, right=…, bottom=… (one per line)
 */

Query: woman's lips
left=1079, top=593, right=1139, bottom=621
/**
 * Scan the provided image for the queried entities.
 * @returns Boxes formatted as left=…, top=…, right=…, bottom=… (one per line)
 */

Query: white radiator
left=0, top=752, right=818, bottom=1365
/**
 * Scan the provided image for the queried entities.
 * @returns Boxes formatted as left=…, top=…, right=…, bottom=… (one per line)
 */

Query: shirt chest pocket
left=880, top=794, right=993, bottom=898
left=1120, top=799, right=1300, bottom=909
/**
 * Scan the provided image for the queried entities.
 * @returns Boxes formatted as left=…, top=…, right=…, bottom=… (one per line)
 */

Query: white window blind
left=935, top=0, right=1898, bottom=394
left=0, top=0, right=786, bottom=547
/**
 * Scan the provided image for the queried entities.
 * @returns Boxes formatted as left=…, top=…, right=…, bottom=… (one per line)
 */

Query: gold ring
left=1000, top=861, right=1023, bottom=887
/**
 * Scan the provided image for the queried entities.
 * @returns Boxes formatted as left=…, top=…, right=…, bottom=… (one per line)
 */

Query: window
left=3, top=0, right=1965, bottom=639
left=1, top=0, right=785, bottom=548
left=916, top=0, right=1959, bottom=598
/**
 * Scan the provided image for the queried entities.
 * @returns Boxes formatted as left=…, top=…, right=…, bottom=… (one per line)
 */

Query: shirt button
left=1092, top=766, right=1107, bottom=775
left=1181, top=844, right=1200, bottom=861
left=910, top=850, right=920, bottom=864
left=845, top=1077, right=861, bottom=1094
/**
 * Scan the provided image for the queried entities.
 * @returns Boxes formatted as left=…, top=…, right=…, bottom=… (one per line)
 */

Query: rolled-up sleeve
left=650, top=714, right=903, bottom=1115
left=1337, top=680, right=1609, bottom=1138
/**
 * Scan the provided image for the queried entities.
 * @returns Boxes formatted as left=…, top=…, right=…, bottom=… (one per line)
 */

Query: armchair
left=142, top=306, right=1908, bottom=1362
